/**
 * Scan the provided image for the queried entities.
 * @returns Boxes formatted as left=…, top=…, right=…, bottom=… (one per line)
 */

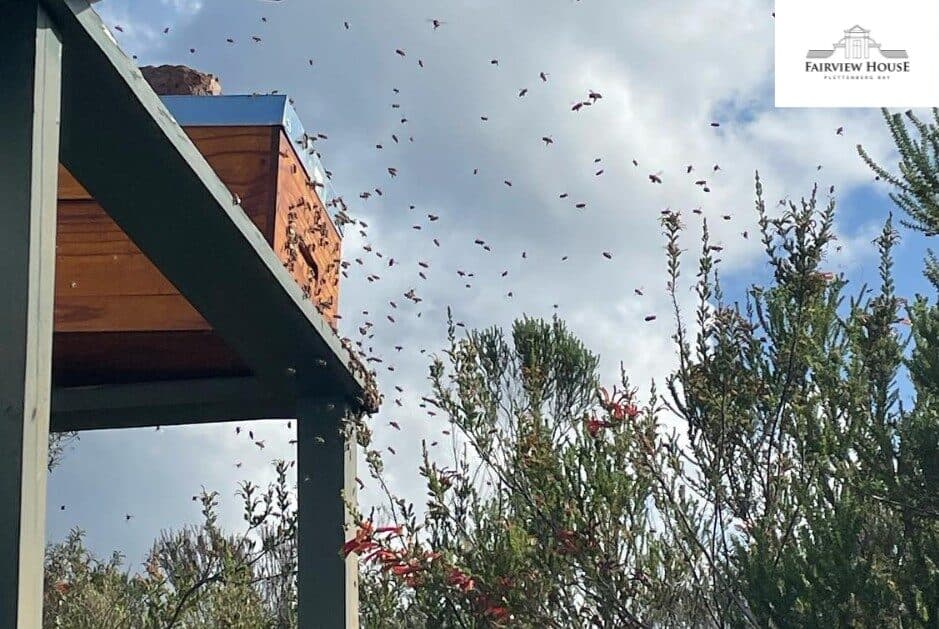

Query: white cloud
left=94, top=0, right=205, bottom=56
left=162, top=0, right=203, bottom=16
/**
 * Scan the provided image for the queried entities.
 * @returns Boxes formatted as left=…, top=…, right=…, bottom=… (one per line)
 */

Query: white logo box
left=776, top=0, right=939, bottom=107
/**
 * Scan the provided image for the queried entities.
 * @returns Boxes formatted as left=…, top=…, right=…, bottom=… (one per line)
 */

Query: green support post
left=0, top=1, right=62, bottom=626
left=296, top=398, right=359, bottom=628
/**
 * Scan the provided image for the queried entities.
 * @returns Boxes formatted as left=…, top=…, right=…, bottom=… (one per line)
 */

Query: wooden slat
left=56, top=238, right=140, bottom=256
left=185, top=125, right=277, bottom=238
left=56, top=253, right=179, bottom=296
left=274, top=131, right=342, bottom=325
left=57, top=163, right=91, bottom=200
left=53, top=330, right=247, bottom=386
left=55, top=294, right=209, bottom=332
left=56, top=201, right=142, bottom=254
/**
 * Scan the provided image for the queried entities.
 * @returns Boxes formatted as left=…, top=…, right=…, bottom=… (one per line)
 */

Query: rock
left=140, top=65, right=222, bottom=96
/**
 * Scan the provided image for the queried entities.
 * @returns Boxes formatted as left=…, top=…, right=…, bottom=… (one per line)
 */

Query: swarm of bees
left=98, top=5, right=835, bottom=515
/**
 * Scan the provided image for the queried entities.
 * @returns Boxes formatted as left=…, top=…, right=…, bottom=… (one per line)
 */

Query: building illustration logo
left=805, top=26, right=910, bottom=76
left=808, top=25, right=907, bottom=60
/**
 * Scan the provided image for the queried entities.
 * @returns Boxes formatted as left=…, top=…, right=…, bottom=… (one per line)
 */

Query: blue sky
left=47, top=0, right=929, bottom=569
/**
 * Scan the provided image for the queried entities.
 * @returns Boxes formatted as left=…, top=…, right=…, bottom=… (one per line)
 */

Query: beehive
left=53, top=95, right=341, bottom=386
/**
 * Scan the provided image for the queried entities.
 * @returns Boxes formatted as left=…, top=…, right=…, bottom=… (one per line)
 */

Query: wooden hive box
left=54, top=95, right=342, bottom=386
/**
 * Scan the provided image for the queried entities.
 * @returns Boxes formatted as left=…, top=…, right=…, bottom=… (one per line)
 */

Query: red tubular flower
left=342, top=521, right=376, bottom=557
left=586, top=416, right=604, bottom=437
left=371, top=548, right=402, bottom=566
left=601, top=385, right=640, bottom=423
left=475, top=594, right=511, bottom=622
left=342, top=538, right=377, bottom=558
left=447, top=567, right=476, bottom=592
left=391, top=563, right=420, bottom=577
left=486, top=605, right=511, bottom=621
